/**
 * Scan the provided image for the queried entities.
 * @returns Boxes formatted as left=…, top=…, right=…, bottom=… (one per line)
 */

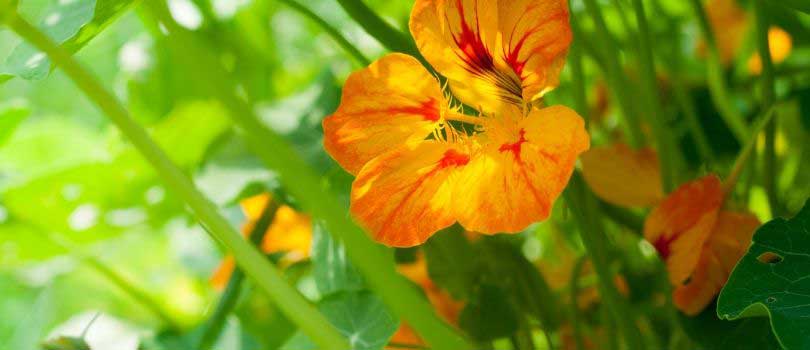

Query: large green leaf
left=311, top=222, right=365, bottom=297
left=0, top=101, right=30, bottom=147
left=423, top=225, right=478, bottom=300
left=717, top=199, right=810, bottom=350
left=1, top=0, right=136, bottom=81
left=681, top=302, right=779, bottom=350
left=281, top=291, right=399, bottom=350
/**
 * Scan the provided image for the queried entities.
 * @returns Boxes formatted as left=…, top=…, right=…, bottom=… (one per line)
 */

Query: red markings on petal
left=439, top=149, right=471, bottom=169
left=498, top=129, right=527, bottom=159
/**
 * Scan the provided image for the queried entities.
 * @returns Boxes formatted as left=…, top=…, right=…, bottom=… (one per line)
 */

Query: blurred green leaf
left=282, top=291, right=398, bottom=350
left=0, top=101, right=30, bottom=147
left=423, top=225, right=478, bottom=300
left=717, top=199, right=810, bottom=350
left=2, top=0, right=136, bottom=82
left=458, top=284, right=519, bottom=342
left=311, top=222, right=365, bottom=297
left=41, top=336, right=90, bottom=350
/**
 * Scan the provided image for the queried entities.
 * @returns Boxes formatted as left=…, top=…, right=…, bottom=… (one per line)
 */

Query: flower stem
left=687, top=0, right=749, bottom=143
left=334, top=0, right=419, bottom=57
left=568, top=43, right=590, bottom=129
left=578, top=0, right=645, bottom=148
left=565, top=173, right=644, bottom=350
left=723, top=106, right=776, bottom=194
left=140, top=2, right=472, bottom=348
left=274, top=0, right=370, bottom=66
left=197, top=200, right=281, bottom=350
left=568, top=256, right=587, bottom=350
left=0, top=9, right=350, bottom=350
left=630, top=0, right=677, bottom=192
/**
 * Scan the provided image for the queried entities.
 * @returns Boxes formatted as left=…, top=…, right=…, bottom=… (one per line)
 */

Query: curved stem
left=687, top=0, right=749, bottom=143
left=723, top=106, right=776, bottom=194
left=198, top=200, right=281, bottom=350
left=0, top=9, right=350, bottom=350
left=334, top=0, right=419, bottom=57
left=141, top=2, right=472, bottom=349
left=753, top=0, right=780, bottom=216
left=274, top=0, right=370, bottom=66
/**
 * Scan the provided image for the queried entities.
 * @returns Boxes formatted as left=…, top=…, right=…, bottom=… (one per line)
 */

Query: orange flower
left=323, top=0, right=589, bottom=247
left=747, top=27, right=793, bottom=75
left=644, top=175, right=759, bottom=315
left=581, top=143, right=664, bottom=208
left=388, top=254, right=464, bottom=347
left=210, top=194, right=313, bottom=288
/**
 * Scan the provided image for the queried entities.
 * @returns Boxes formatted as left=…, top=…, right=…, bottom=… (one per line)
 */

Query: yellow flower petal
left=581, top=143, right=664, bottom=208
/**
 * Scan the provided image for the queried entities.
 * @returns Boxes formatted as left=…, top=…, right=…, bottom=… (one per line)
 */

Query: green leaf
left=41, top=336, right=91, bottom=350
left=681, top=302, right=779, bottom=350
left=0, top=101, right=30, bottom=147
left=281, top=291, right=399, bottom=350
left=2, top=0, right=136, bottom=81
left=458, top=284, right=519, bottom=342
left=774, top=0, right=810, bottom=14
left=311, top=222, right=365, bottom=297
left=717, top=199, right=810, bottom=350
left=423, top=225, right=478, bottom=300
left=478, top=237, right=562, bottom=331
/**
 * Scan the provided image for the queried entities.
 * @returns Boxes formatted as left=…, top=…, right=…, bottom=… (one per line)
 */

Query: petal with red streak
left=453, top=105, right=589, bottom=233
left=323, top=53, right=444, bottom=175
left=644, top=175, right=724, bottom=285
left=410, top=0, right=571, bottom=113
left=351, top=142, right=470, bottom=247
left=673, top=211, right=759, bottom=315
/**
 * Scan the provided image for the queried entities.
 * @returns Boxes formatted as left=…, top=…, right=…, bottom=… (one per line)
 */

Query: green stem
left=630, top=0, right=676, bottom=192
left=568, top=43, right=590, bottom=129
left=0, top=9, right=349, bottom=350
left=565, top=173, right=644, bottom=350
left=141, top=2, right=472, bottom=349
left=753, top=0, right=780, bottom=216
left=687, top=0, right=749, bottom=143
left=334, top=0, right=418, bottom=57
left=671, top=78, right=715, bottom=162
left=578, top=0, right=645, bottom=148
left=44, top=232, right=180, bottom=330
left=198, top=200, right=281, bottom=350
left=274, top=0, right=370, bottom=66
left=723, top=106, right=776, bottom=194
left=568, top=256, right=587, bottom=350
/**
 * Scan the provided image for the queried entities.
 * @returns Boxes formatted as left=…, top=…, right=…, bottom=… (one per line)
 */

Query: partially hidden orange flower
left=323, top=0, right=590, bottom=247
left=210, top=194, right=313, bottom=288
left=581, top=143, right=664, bottom=208
left=747, top=27, right=793, bottom=75
left=388, top=254, right=464, bottom=348
left=644, top=175, right=759, bottom=315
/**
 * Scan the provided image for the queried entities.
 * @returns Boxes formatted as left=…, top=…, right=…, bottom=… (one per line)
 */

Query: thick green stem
left=687, top=0, right=749, bottom=143
left=142, top=2, right=472, bottom=348
left=569, top=43, right=590, bottom=128
left=334, top=0, right=418, bottom=57
left=275, top=0, right=370, bottom=66
left=198, top=200, right=281, bottom=350
left=0, top=9, right=349, bottom=350
left=630, top=0, right=677, bottom=192
left=568, top=256, right=587, bottom=350
left=566, top=174, right=644, bottom=350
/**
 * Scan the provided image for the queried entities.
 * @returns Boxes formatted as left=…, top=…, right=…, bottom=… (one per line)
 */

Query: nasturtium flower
left=644, top=175, right=759, bottom=315
left=747, top=27, right=793, bottom=75
left=581, top=143, right=663, bottom=208
left=324, top=0, right=589, bottom=247
left=211, top=194, right=312, bottom=288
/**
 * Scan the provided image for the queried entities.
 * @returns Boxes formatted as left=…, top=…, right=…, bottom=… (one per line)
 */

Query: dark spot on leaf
left=757, top=252, right=783, bottom=264
left=766, top=296, right=777, bottom=303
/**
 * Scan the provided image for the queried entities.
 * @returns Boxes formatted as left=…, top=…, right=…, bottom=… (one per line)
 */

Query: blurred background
left=0, top=0, right=808, bottom=349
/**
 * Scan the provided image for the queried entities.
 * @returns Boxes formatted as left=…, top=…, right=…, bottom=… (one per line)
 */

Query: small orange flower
left=581, top=143, right=664, bottom=208
left=210, top=194, right=312, bottom=288
left=324, top=0, right=589, bottom=247
left=747, top=27, right=793, bottom=75
left=644, top=175, right=759, bottom=315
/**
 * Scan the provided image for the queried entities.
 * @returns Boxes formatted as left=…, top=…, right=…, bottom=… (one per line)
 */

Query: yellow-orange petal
left=351, top=142, right=470, bottom=247
left=581, top=143, right=663, bottom=208
left=410, top=0, right=571, bottom=113
left=673, top=211, right=759, bottom=315
left=747, top=27, right=793, bottom=75
left=323, top=53, right=444, bottom=175
left=454, top=105, right=589, bottom=233
left=644, top=175, right=724, bottom=285
left=210, top=257, right=236, bottom=289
